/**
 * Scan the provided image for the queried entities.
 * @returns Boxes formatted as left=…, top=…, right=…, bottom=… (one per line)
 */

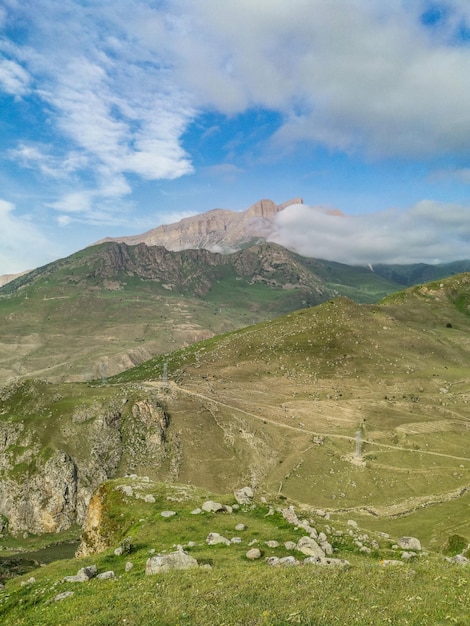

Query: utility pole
left=162, top=362, right=168, bottom=386
left=355, top=429, right=362, bottom=458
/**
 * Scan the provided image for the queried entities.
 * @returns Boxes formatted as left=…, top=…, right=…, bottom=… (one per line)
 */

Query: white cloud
left=169, top=0, right=470, bottom=158
left=0, top=57, right=30, bottom=96
left=270, top=201, right=470, bottom=265
left=1, top=0, right=196, bottom=224
left=8, top=143, right=87, bottom=178
left=0, top=199, right=60, bottom=273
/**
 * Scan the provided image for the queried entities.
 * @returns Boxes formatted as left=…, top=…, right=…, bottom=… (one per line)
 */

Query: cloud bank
left=271, top=201, right=470, bottom=265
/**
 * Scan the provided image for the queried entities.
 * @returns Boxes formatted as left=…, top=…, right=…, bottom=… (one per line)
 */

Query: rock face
left=0, top=381, right=171, bottom=536
left=97, top=198, right=303, bottom=252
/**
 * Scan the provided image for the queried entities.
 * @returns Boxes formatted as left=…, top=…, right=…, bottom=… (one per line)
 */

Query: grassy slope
left=1, top=480, right=469, bottom=626
left=0, top=242, right=405, bottom=384
left=1, top=274, right=470, bottom=624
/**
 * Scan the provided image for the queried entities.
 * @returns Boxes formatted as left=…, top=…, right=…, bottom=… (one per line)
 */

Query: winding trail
left=146, top=381, right=470, bottom=464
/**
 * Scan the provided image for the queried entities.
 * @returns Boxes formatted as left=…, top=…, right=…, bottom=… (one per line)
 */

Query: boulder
left=63, top=565, right=97, bottom=583
left=234, top=487, right=254, bottom=505
left=146, top=550, right=198, bottom=574
left=97, top=570, right=115, bottom=580
left=246, top=548, right=262, bottom=560
left=304, top=556, right=349, bottom=568
left=397, top=537, right=422, bottom=551
left=201, top=501, right=225, bottom=513
left=54, top=591, right=74, bottom=602
left=206, top=532, right=230, bottom=545
left=296, top=536, right=325, bottom=558
left=279, top=556, right=299, bottom=567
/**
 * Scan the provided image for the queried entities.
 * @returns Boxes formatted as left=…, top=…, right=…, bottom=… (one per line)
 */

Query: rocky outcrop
left=0, top=385, right=171, bottom=536
left=97, top=198, right=303, bottom=252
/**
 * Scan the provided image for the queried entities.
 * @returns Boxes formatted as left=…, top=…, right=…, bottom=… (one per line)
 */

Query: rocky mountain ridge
left=96, top=197, right=303, bottom=251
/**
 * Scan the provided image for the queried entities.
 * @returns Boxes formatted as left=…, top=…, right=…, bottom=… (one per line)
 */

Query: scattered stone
left=191, top=508, right=202, bottom=515
left=296, top=536, right=325, bottom=558
left=246, top=548, right=262, bottom=560
left=284, top=541, right=297, bottom=550
left=115, top=485, right=133, bottom=497
left=20, top=577, right=36, bottom=586
left=360, top=546, right=372, bottom=555
left=63, top=565, right=97, bottom=583
left=224, top=505, right=233, bottom=514
left=266, top=556, right=280, bottom=566
left=318, top=532, right=327, bottom=543
left=398, top=537, right=422, bottom=551
left=144, top=495, right=156, bottom=503
left=235, top=523, right=247, bottom=531
left=231, top=537, right=242, bottom=544
left=125, top=562, right=133, bottom=572
left=248, top=539, right=258, bottom=546
left=380, top=560, right=404, bottom=567
left=199, top=563, right=212, bottom=570
left=279, top=556, right=299, bottom=567
left=160, top=511, right=176, bottom=518
left=206, top=532, right=230, bottom=546
left=202, top=501, right=225, bottom=513
left=146, top=549, right=198, bottom=574
left=186, top=541, right=196, bottom=548
left=97, top=570, right=115, bottom=580
left=114, top=547, right=123, bottom=556
left=265, top=540, right=279, bottom=548
left=347, top=520, right=359, bottom=529
left=234, top=486, right=254, bottom=505
left=445, top=554, right=470, bottom=565
left=54, top=591, right=74, bottom=602
left=304, top=556, right=349, bottom=568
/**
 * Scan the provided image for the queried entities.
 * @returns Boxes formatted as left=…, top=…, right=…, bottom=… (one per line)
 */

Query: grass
left=1, top=480, right=469, bottom=626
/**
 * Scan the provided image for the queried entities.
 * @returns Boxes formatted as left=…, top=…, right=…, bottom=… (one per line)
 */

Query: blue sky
left=1, top=0, right=470, bottom=273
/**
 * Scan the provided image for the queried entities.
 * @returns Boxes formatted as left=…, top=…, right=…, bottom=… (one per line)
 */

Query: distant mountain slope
left=373, top=260, right=470, bottom=286
left=0, top=240, right=399, bottom=383
left=96, top=197, right=303, bottom=251
left=2, top=272, right=470, bottom=540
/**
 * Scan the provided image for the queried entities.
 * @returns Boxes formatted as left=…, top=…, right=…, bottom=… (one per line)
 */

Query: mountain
left=1, top=272, right=469, bottom=539
left=1, top=273, right=470, bottom=624
left=96, top=197, right=303, bottom=251
left=0, top=241, right=400, bottom=384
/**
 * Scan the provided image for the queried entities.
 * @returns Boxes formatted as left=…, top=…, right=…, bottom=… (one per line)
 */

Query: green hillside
left=1, top=273, right=470, bottom=623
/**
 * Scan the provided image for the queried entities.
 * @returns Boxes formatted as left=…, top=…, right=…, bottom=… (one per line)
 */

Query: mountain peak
left=96, top=198, right=303, bottom=252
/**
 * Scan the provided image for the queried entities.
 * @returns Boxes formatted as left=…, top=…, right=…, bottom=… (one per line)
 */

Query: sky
left=1, top=0, right=470, bottom=273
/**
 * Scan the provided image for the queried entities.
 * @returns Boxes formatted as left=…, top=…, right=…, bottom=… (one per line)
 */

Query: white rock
left=246, top=548, right=261, bottom=560
left=97, top=571, right=115, bottom=580
left=234, top=487, right=254, bottom=505
left=397, top=537, right=422, bottom=551
left=296, top=536, right=325, bottom=558
left=146, top=550, right=198, bottom=574
left=191, top=508, right=202, bottom=515
left=54, top=591, right=74, bottom=602
left=265, top=540, right=280, bottom=548
left=206, top=532, right=230, bottom=546
left=202, top=501, right=225, bottom=513
left=235, top=523, right=247, bottom=531
left=160, top=511, right=176, bottom=518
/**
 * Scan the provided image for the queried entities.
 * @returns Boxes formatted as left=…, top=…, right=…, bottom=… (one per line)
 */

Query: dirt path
left=146, top=381, right=470, bottom=464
